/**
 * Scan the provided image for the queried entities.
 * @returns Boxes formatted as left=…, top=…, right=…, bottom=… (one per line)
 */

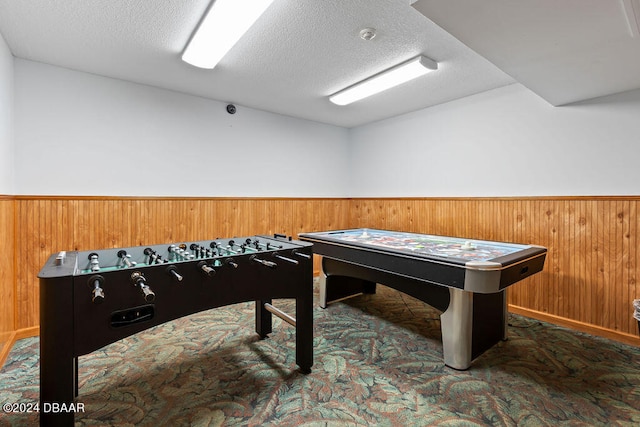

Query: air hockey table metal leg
left=319, top=258, right=376, bottom=309
left=318, top=271, right=328, bottom=309
left=440, top=288, right=508, bottom=370
left=440, top=289, right=474, bottom=370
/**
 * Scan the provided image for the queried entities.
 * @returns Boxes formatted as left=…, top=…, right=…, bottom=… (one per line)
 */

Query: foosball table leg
left=255, top=299, right=273, bottom=338
left=40, top=277, right=76, bottom=426
left=74, top=357, right=79, bottom=398
left=296, top=293, right=313, bottom=374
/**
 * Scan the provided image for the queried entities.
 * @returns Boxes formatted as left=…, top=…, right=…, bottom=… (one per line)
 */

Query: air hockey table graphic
left=299, top=228, right=547, bottom=369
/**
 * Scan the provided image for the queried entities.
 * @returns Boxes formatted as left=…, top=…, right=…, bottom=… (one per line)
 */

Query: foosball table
left=38, top=234, right=314, bottom=427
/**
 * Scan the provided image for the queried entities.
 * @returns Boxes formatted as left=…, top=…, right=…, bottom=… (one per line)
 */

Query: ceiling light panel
left=182, top=0, right=275, bottom=69
left=329, top=55, right=438, bottom=106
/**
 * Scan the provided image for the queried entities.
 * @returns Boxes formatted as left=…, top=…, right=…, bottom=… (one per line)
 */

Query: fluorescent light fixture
left=182, top=0, right=275, bottom=69
left=329, top=55, right=438, bottom=106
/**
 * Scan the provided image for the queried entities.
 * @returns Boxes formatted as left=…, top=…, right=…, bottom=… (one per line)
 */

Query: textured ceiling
left=413, top=0, right=640, bottom=106
left=0, top=0, right=638, bottom=128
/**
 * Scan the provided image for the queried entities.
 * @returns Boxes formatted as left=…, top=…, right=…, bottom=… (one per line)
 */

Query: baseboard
left=0, top=326, right=40, bottom=368
left=15, top=326, right=40, bottom=340
left=509, top=305, right=640, bottom=347
left=0, top=331, right=17, bottom=368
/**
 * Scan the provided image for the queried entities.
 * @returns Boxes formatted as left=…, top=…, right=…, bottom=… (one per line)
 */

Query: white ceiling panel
left=413, top=0, right=640, bottom=106
left=1, top=0, right=638, bottom=127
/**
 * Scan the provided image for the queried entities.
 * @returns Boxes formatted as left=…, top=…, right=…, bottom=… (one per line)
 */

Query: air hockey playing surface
left=299, top=228, right=547, bottom=294
left=307, top=228, right=533, bottom=264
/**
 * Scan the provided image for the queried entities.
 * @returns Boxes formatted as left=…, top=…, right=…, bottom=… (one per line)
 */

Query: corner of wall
left=0, top=30, right=14, bottom=194
left=0, top=32, right=17, bottom=367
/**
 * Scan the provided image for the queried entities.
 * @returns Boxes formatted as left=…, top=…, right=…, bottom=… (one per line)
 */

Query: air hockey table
left=298, top=228, right=547, bottom=370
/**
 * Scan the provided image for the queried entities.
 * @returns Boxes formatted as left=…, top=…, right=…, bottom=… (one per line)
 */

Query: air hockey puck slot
left=110, top=305, right=154, bottom=328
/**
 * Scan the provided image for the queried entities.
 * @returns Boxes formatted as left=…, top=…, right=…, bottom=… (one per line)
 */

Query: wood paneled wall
left=1, top=196, right=639, bottom=351
left=0, top=198, right=15, bottom=351
left=0, top=196, right=16, bottom=367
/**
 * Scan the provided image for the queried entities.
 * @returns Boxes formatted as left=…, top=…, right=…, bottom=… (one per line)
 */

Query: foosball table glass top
left=78, top=237, right=286, bottom=275
left=309, top=229, right=528, bottom=263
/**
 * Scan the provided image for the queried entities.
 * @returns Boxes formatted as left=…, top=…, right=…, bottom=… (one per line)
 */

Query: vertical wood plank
left=0, top=199, right=15, bottom=338
left=7, top=196, right=640, bottom=340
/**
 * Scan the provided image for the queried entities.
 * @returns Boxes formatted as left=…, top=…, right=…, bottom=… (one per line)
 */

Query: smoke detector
left=359, top=28, right=377, bottom=41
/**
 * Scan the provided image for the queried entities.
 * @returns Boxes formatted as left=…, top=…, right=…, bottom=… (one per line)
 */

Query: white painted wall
left=0, top=32, right=13, bottom=194
left=13, top=59, right=350, bottom=197
left=13, top=59, right=640, bottom=198
left=349, top=84, right=640, bottom=197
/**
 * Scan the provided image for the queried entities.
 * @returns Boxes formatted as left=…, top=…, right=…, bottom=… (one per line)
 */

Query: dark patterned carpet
left=1, top=282, right=640, bottom=426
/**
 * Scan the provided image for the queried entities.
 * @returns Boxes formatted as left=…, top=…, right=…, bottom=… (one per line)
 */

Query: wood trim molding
left=509, top=305, right=640, bottom=347
left=9, top=195, right=640, bottom=201
left=15, top=326, right=39, bottom=340
left=11, top=195, right=351, bottom=201
left=350, top=195, right=640, bottom=201
left=0, top=332, right=16, bottom=368
left=0, top=327, right=38, bottom=368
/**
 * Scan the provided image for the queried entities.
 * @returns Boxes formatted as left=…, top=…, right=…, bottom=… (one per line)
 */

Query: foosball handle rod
left=225, top=258, right=239, bottom=269
left=197, top=261, right=216, bottom=277
left=166, top=265, right=183, bottom=282
left=272, top=252, right=298, bottom=265
left=89, top=275, right=105, bottom=304
left=251, top=255, right=277, bottom=268
left=292, top=250, right=311, bottom=260
left=130, top=271, right=155, bottom=302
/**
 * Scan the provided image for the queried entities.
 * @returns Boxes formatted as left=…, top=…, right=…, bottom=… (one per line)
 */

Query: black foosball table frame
left=38, top=234, right=313, bottom=427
